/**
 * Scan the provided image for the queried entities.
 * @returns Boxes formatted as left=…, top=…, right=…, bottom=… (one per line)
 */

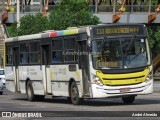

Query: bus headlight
left=91, top=74, right=103, bottom=85
left=146, top=70, right=153, bottom=81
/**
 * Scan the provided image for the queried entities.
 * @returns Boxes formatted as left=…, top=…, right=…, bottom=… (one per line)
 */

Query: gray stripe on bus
left=41, top=33, right=50, bottom=38
left=13, top=37, right=18, bottom=41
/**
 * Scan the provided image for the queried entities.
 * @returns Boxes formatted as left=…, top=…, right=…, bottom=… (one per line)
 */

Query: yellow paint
left=75, top=71, right=81, bottom=81
left=96, top=67, right=150, bottom=86
left=50, top=71, right=54, bottom=80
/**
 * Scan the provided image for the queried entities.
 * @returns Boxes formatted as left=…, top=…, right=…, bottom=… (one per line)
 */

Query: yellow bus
left=5, top=24, right=153, bottom=105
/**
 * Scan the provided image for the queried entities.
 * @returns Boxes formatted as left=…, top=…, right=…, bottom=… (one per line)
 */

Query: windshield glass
left=0, top=70, right=4, bottom=75
left=92, top=38, right=150, bottom=69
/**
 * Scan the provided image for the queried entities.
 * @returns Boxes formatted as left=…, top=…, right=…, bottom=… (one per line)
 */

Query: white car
left=0, top=80, right=3, bottom=95
left=0, top=69, right=5, bottom=95
left=0, top=69, right=5, bottom=85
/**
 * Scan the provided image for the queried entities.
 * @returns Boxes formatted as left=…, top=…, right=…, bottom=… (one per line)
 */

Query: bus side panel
left=42, top=65, right=52, bottom=94
left=51, top=65, right=83, bottom=97
left=19, top=65, right=45, bottom=95
left=5, top=66, right=16, bottom=92
left=18, top=66, right=27, bottom=94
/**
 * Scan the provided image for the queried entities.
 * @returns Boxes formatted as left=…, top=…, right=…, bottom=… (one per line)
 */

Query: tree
left=147, top=26, right=160, bottom=55
left=18, top=13, right=49, bottom=36
left=7, top=0, right=100, bottom=37
left=48, top=0, right=100, bottom=30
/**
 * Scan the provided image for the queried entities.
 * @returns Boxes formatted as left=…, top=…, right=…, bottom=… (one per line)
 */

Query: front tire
left=70, top=81, right=82, bottom=105
left=26, top=81, right=36, bottom=102
left=122, top=96, right=135, bottom=104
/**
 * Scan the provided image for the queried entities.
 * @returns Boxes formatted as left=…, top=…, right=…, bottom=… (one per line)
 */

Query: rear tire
left=70, top=81, right=82, bottom=105
left=122, top=96, right=135, bottom=104
left=26, top=81, right=36, bottom=102
left=0, top=92, right=3, bottom=95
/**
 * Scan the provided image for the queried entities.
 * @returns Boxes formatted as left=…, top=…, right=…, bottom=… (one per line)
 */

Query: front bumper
left=91, top=79, right=153, bottom=98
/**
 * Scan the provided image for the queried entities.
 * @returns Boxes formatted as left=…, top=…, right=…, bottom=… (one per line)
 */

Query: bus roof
left=6, top=24, right=146, bottom=43
left=6, top=27, right=87, bottom=43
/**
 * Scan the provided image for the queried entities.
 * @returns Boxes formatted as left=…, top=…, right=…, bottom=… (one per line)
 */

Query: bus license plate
left=120, top=88, right=131, bottom=92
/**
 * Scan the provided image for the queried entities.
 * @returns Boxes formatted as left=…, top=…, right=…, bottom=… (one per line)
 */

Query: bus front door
left=13, top=47, right=20, bottom=93
left=42, top=45, right=52, bottom=94
left=78, top=41, right=90, bottom=97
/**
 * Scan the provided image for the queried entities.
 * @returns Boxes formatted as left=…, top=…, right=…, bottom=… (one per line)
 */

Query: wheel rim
left=71, top=85, right=78, bottom=101
left=27, top=85, right=32, bottom=98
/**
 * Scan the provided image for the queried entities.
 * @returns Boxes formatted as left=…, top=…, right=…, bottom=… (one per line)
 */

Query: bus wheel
left=70, top=81, right=82, bottom=105
left=0, top=92, right=3, bottom=95
left=26, top=81, right=36, bottom=102
left=122, top=96, right=135, bottom=104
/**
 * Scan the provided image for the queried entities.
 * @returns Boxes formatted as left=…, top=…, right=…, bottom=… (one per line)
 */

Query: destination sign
left=92, top=25, right=146, bottom=36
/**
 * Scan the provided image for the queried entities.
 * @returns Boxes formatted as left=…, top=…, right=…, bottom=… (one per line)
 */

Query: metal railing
left=0, top=5, right=158, bottom=14
left=91, top=5, right=157, bottom=13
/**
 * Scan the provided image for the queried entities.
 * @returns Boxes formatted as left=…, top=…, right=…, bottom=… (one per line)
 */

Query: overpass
left=1, top=4, right=160, bottom=71
left=0, top=4, right=160, bottom=24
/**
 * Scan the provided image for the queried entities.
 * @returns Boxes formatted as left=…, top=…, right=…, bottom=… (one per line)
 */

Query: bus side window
left=19, top=43, right=29, bottom=64
left=29, top=42, right=40, bottom=64
left=52, top=51, right=57, bottom=63
left=64, top=37, right=76, bottom=62
left=6, top=45, right=12, bottom=65
left=20, top=54, right=23, bottom=64
left=52, top=39, right=63, bottom=63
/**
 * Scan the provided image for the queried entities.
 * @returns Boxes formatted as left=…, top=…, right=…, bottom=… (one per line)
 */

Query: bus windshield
left=92, top=38, right=150, bottom=69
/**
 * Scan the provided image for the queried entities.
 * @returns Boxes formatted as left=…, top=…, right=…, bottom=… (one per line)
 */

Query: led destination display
left=92, top=25, right=146, bottom=36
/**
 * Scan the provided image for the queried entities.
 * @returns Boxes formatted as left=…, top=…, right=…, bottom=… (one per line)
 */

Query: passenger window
left=52, top=39, right=63, bottom=63
left=29, top=42, right=40, bottom=64
left=6, top=45, right=12, bottom=65
left=64, top=37, right=77, bottom=62
left=20, top=43, right=29, bottom=64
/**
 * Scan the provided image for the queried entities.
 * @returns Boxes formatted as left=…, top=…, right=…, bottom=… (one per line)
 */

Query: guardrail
left=0, top=5, right=157, bottom=14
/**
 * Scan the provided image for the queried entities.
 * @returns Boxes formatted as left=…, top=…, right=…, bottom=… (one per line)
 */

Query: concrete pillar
left=113, top=0, right=116, bottom=14
left=17, top=0, right=20, bottom=27
left=31, top=0, right=33, bottom=5
left=0, top=21, right=5, bottom=68
left=40, top=0, right=43, bottom=13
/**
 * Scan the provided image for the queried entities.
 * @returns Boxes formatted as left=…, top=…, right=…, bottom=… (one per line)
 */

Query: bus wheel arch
left=68, top=78, right=75, bottom=98
left=69, top=79, right=82, bottom=105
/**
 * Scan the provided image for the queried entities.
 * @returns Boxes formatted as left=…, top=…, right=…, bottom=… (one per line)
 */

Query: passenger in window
left=52, top=52, right=58, bottom=63
left=37, top=53, right=41, bottom=63
left=20, top=54, right=23, bottom=64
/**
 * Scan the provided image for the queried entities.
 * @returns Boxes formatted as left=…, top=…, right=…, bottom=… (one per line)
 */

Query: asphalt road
left=0, top=81, right=160, bottom=120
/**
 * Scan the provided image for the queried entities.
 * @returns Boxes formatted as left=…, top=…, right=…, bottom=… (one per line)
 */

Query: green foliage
left=147, top=26, right=160, bottom=55
left=49, top=0, right=100, bottom=30
left=18, top=13, right=49, bottom=36
left=6, top=22, right=18, bottom=37
left=7, top=0, right=100, bottom=37
left=154, top=28, right=160, bottom=53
